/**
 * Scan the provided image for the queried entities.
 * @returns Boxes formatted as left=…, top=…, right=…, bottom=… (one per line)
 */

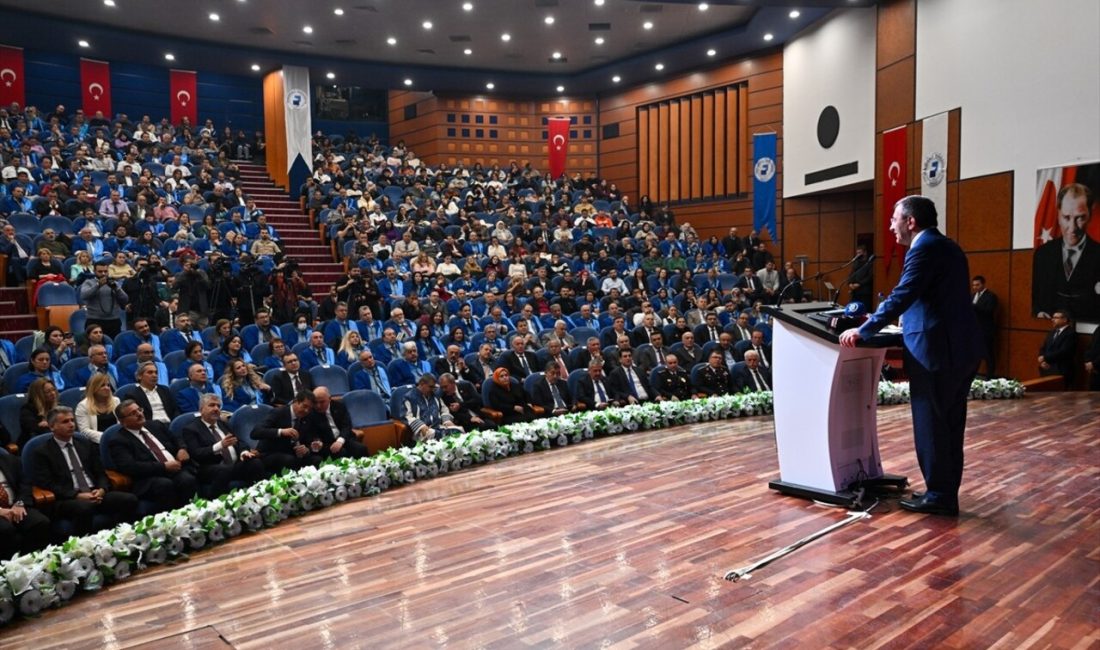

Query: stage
left=5, top=393, right=1098, bottom=649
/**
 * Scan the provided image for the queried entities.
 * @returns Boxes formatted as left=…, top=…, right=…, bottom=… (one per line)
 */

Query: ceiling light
left=486, top=82, right=495, bottom=90
left=643, top=21, right=654, bottom=30
left=551, top=51, right=562, bottom=60
left=556, top=85, right=565, bottom=92
left=789, top=10, right=801, bottom=18
left=462, top=2, right=473, bottom=10
left=302, top=25, right=313, bottom=34
left=654, top=63, right=664, bottom=71
left=594, top=0, right=604, bottom=5
left=763, top=32, right=774, bottom=41
left=501, top=33, right=511, bottom=42
left=464, top=48, right=473, bottom=55
left=103, top=0, right=115, bottom=6
left=612, top=75, right=621, bottom=83
left=386, top=36, right=397, bottom=45
left=164, top=53, right=175, bottom=61
left=334, top=7, right=344, bottom=15
left=208, top=12, right=220, bottom=21
left=698, top=2, right=709, bottom=10
left=707, top=48, right=716, bottom=56
left=544, top=15, right=555, bottom=25
left=422, top=20, right=433, bottom=30
left=404, top=78, right=413, bottom=86
left=78, top=40, right=90, bottom=48
left=251, top=64, right=261, bottom=71
left=594, top=36, right=605, bottom=45
left=326, top=72, right=335, bottom=79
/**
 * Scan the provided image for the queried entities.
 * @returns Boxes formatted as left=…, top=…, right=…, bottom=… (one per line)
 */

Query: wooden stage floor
left=5, top=393, right=1099, bottom=649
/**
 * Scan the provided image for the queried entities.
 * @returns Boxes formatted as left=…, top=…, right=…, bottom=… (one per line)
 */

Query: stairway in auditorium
left=236, top=163, right=343, bottom=299
left=0, top=287, right=35, bottom=342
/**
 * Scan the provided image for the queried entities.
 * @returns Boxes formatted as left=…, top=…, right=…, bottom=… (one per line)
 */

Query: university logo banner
left=921, top=112, right=949, bottom=233
left=282, top=65, right=313, bottom=193
left=80, top=58, right=112, bottom=118
left=752, top=132, right=778, bottom=241
left=169, top=69, right=197, bottom=125
left=547, top=117, right=570, bottom=180
left=0, top=45, right=25, bottom=108
left=882, top=126, right=907, bottom=271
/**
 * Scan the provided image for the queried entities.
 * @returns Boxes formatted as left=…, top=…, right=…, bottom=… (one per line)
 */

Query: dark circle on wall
left=817, top=105, right=840, bottom=149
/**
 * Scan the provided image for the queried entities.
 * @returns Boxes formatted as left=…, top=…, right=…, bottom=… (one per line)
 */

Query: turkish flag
left=0, top=46, right=26, bottom=108
left=169, top=69, right=198, bottom=125
left=882, top=126, right=906, bottom=271
left=80, top=58, right=112, bottom=118
left=547, top=117, right=570, bottom=180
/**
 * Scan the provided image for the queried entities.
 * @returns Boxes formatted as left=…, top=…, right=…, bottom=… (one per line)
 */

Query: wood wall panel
left=638, top=107, right=650, bottom=199
left=737, top=87, right=749, bottom=194
left=657, top=102, right=670, bottom=201
left=702, top=93, right=715, bottom=198
left=679, top=98, right=692, bottom=200
left=877, top=0, right=917, bottom=69
left=957, top=173, right=1013, bottom=252
left=669, top=101, right=681, bottom=202
left=876, top=57, right=916, bottom=132
left=648, top=107, right=660, bottom=198
left=262, top=71, right=287, bottom=190
left=714, top=91, right=727, bottom=197
left=691, top=95, right=703, bottom=199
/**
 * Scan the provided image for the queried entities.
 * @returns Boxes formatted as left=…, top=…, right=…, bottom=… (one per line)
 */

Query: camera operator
left=79, top=261, right=129, bottom=337
left=335, top=265, right=372, bottom=316
left=236, top=254, right=270, bottom=326
left=207, top=253, right=239, bottom=323
left=272, top=257, right=314, bottom=324
left=124, top=257, right=168, bottom=323
left=174, top=255, right=212, bottom=328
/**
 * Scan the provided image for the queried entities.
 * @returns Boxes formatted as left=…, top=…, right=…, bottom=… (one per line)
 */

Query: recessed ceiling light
left=544, top=15, right=555, bottom=25
left=251, top=64, right=261, bottom=71
left=422, top=20, right=433, bottom=30
left=78, top=40, right=90, bottom=48
left=209, top=12, right=220, bottom=21
left=486, top=82, right=495, bottom=90
left=594, top=0, right=604, bottom=5
left=643, top=21, right=654, bottom=30
left=556, top=85, right=565, bottom=92
left=594, top=36, right=605, bottom=45
left=404, top=78, right=413, bottom=86
left=103, top=0, right=115, bottom=6
left=164, top=53, right=175, bottom=61
left=501, top=32, right=511, bottom=41
left=334, top=7, right=344, bottom=15
left=464, top=48, right=473, bottom=55
left=612, top=75, right=621, bottom=83
left=789, top=10, right=801, bottom=18
left=551, top=51, right=562, bottom=59
left=302, top=25, right=313, bottom=34
left=654, top=62, right=664, bottom=71
left=462, top=2, right=473, bottom=10
left=698, top=2, right=709, bottom=10
left=707, top=48, right=716, bottom=56
left=326, top=72, right=335, bottom=79
left=386, top=36, right=397, bottom=45
left=763, top=32, right=774, bottom=41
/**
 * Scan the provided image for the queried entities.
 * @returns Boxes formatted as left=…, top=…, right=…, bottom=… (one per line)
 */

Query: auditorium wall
left=874, top=0, right=1096, bottom=387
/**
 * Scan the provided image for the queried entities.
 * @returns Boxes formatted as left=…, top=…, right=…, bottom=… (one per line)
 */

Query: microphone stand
left=803, top=255, right=860, bottom=307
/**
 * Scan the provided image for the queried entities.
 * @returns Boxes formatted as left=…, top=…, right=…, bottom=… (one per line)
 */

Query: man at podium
left=840, top=196, right=981, bottom=516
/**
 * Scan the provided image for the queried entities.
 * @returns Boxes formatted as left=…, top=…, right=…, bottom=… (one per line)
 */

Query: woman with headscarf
left=486, top=367, right=536, bottom=425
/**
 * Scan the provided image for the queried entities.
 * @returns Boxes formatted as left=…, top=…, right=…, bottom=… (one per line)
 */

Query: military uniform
left=697, top=364, right=735, bottom=396
left=654, top=367, right=692, bottom=400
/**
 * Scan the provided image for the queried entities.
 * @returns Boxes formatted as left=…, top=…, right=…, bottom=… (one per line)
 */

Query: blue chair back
left=566, top=368, right=587, bottom=402
left=570, top=326, right=597, bottom=342
left=0, top=393, right=27, bottom=445
left=60, top=357, right=89, bottom=389
left=170, top=412, right=202, bottom=438
left=99, top=424, right=126, bottom=470
left=59, top=387, right=85, bottom=409
left=2, top=364, right=29, bottom=394
left=648, top=366, right=664, bottom=392
left=164, top=350, right=188, bottom=377
left=567, top=347, right=587, bottom=371
left=69, top=310, right=88, bottom=336
left=344, top=389, right=389, bottom=427
left=310, top=364, right=350, bottom=396
left=116, top=353, right=138, bottom=382
left=522, top=371, right=543, bottom=398
left=15, top=335, right=35, bottom=363
left=229, top=403, right=272, bottom=447
left=390, top=385, right=413, bottom=420
left=18, top=434, right=52, bottom=478
left=690, top=363, right=708, bottom=388
left=733, top=339, right=752, bottom=361
left=250, top=343, right=270, bottom=362
left=9, top=213, right=39, bottom=236
left=36, top=282, right=78, bottom=307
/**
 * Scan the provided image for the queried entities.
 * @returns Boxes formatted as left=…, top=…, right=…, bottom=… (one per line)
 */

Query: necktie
left=1065, top=249, right=1077, bottom=279
left=710, top=328, right=718, bottom=342
left=291, top=373, right=301, bottom=393
left=626, top=368, right=639, bottom=397
left=65, top=443, right=92, bottom=491
left=550, top=382, right=565, bottom=409
left=412, top=363, right=424, bottom=380
left=519, top=354, right=529, bottom=374
left=371, top=369, right=390, bottom=398
left=212, top=423, right=233, bottom=462
left=139, top=430, right=169, bottom=463
left=595, top=380, right=608, bottom=404
left=752, top=369, right=769, bottom=391
left=756, top=346, right=768, bottom=368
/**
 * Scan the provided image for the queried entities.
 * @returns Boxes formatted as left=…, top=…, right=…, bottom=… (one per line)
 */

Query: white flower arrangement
left=0, top=379, right=1022, bottom=625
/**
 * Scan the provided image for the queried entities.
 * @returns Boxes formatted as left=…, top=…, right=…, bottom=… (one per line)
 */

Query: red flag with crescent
left=170, top=69, right=198, bottom=125
left=80, top=58, right=112, bottom=118
left=882, top=125, right=907, bottom=271
left=547, top=117, right=570, bottom=180
left=0, top=46, right=26, bottom=108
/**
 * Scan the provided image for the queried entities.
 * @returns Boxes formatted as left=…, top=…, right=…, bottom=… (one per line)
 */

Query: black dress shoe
left=900, top=495, right=959, bottom=516
left=909, top=491, right=925, bottom=500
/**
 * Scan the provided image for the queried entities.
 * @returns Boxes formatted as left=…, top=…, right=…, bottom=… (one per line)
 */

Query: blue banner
left=752, top=133, right=777, bottom=241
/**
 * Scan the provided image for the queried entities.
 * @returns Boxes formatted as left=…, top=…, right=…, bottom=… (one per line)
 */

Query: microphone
left=775, top=275, right=804, bottom=308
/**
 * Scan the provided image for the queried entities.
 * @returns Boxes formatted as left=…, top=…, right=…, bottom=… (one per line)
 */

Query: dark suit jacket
left=574, top=375, right=616, bottom=408
left=269, top=369, right=315, bottom=406
left=497, top=350, right=540, bottom=379
left=732, top=364, right=772, bottom=392
left=631, top=326, right=659, bottom=347
left=433, top=357, right=465, bottom=378
left=1, top=448, right=36, bottom=505
left=674, top=344, right=705, bottom=368
left=32, top=436, right=112, bottom=500
left=973, top=289, right=998, bottom=340
left=530, top=376, right=573, bottom=412
left=106, top=425, right=186, bottom=480
left=607, top=365, right=651, bottom=402
left=182, top=418, right=255, bottom=466
left=1039, top=327, right=1077, bottom=379
left=441, top=381, right=483, bottom=426
left=465, top=358, right=493, bottom=387
left=1032, top=236, right=1100, bottom=321
left=694, top=324, right=724, bottom=345
left=253, top=405, right=319, bottom=454
left=128, top=385, right=180, bottom=423
left=858, top=228, right=982, bottom=372
left=636, top=344, right=671, bottom=377
left=307, top=400, right=353, bottom=444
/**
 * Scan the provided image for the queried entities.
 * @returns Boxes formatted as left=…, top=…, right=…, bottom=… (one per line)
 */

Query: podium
left=762, top=303, right=907, bottom=507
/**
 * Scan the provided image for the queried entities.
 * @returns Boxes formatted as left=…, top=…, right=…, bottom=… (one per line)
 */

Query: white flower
left=0, top=598, right=14, bottom=624
left=17, top=589, right=44, bottom=615
left=55, top=581, right=77, bottom=602
left=83, top=570, right=104, bottom=592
